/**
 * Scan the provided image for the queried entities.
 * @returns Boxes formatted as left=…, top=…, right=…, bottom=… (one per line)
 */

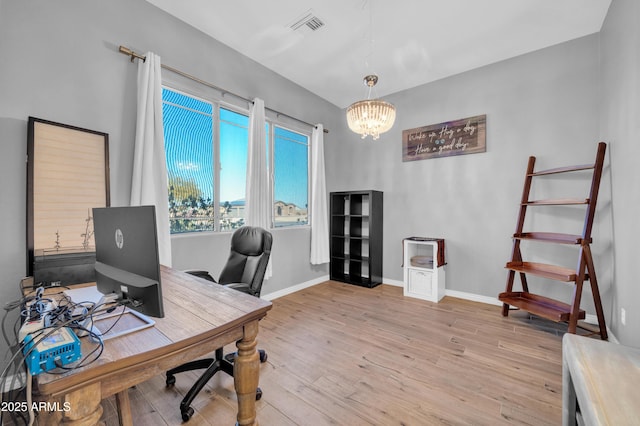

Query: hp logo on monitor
left=115, top=229, right=124, bottom=249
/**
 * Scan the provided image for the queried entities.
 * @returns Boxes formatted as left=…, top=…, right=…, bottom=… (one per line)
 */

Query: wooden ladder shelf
left=499, top=142, right=608, bottom=340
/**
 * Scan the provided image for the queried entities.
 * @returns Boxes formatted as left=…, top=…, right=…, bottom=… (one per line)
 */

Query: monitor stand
left=74, top=293, right=155, bottom=341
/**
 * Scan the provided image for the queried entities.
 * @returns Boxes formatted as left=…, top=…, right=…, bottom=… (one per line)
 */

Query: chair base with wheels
left=166, top=347, right=266, bottom=422
left=165, top=226, right=273, bottom=422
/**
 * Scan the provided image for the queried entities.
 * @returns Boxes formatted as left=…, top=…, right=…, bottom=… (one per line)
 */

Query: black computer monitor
left=92, top=206, right=164, bottom=318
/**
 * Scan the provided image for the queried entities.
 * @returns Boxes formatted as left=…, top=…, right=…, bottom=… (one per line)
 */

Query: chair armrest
left=184, top=270, right=217, bottom=283
left=223, top=282, right=254, bottom=296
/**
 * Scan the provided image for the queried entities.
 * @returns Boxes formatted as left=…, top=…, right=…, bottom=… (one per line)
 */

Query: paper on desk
left=63, top=286, right=104, bottom=305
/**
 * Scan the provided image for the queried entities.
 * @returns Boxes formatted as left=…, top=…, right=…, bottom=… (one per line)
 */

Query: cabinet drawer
left=408, top=269, right=433, bottom=297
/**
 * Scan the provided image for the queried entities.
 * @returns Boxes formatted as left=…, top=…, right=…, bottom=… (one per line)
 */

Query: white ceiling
left=145, top=0, right=611, bottom=109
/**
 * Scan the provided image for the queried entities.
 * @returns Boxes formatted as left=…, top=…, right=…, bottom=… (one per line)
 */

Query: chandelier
left=347, top=75, right=396, bottom=140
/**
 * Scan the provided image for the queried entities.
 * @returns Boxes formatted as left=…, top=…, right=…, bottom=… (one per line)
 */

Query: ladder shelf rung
left=513, top=232, right=588, bottom=245
left=524, top=198, right=590, bottom=206
left=499, top=291, right=585, bottom=322
left=528, top=163, right=595, bottom=176
left=505, top=261, right=578, bottom=282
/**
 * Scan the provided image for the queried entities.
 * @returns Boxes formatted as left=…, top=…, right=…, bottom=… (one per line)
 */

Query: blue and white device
left=22, top=327, right=81, bottom=375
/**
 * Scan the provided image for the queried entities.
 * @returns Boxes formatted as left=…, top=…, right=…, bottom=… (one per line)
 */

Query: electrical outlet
left=621, top=307, right=626, bottom=326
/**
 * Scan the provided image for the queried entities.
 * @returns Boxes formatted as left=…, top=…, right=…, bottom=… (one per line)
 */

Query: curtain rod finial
left=119, top=45, right=145, bottom=62
left=118, top=46, right=134, bottom=62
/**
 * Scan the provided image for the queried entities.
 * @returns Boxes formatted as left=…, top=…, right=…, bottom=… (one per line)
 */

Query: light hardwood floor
left=98, top=281, right=573, bottom=425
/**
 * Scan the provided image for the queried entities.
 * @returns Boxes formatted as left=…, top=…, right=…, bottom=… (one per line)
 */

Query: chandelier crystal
left=346, top=75, right=396, bottom=140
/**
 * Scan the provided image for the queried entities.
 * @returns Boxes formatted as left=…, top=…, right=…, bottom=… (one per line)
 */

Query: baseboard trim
left=444, top=289, right=503, bottom=306
left=383, top=279, right=403, bottom=287
left=261, top=275, right=330, bottom=301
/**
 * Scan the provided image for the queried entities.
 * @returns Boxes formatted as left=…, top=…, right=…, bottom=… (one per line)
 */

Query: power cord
left=1, top=290, right=129, bottom=425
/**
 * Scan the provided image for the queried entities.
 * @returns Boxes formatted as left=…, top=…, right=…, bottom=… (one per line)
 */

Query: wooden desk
left=33, top=265, right=272, bottom=426
left=562, top=333, right=640, bottom=426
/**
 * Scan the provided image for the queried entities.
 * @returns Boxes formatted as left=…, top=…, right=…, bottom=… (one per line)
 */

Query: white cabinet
left=403, top=238, right=445, bottom=302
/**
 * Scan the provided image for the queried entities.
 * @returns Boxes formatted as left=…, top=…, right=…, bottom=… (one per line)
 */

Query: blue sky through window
left=219, top=108, right=248, bottom=203
left=275, top=127, right=308, bottom=209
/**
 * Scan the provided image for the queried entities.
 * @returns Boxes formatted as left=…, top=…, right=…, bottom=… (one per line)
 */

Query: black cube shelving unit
left=329, top=190, right=383, bottom=287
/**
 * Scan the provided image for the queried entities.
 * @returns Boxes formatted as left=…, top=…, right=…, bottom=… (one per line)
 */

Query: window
left=162, top=87, right=310, bottom=234
left=273, top=126, right=308, bottom=227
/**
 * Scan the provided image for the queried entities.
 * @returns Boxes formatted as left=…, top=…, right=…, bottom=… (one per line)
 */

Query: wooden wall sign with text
left=402, top=114, right=486, bottom=162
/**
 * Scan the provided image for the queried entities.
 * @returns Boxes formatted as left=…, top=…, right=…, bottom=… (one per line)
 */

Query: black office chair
left=166, top=226, right=272, bottom=422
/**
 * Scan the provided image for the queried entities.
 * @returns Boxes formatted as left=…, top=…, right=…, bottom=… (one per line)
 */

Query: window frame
left=162, top=84, right=312, bottom=234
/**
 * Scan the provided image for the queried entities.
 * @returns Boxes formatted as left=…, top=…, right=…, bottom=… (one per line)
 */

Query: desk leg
left=234, top=320, right=260, bottom=426
left=562, top=356, right=576, bottom=426
left=38, top=382, right=104, bottom=426
left=115, top=389, right=133, bottom=426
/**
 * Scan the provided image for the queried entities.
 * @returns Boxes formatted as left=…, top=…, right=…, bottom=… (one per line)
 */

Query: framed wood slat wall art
left=402, top=114, right=486, bottom=162
left=27, top=117, right=110, bottom=280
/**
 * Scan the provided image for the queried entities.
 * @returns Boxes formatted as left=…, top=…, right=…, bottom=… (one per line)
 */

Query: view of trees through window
left=162, top=87, right=309, bottom=234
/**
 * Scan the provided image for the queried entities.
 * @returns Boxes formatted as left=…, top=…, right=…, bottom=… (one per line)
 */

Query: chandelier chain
left=346, top=0, right=396, bottom=141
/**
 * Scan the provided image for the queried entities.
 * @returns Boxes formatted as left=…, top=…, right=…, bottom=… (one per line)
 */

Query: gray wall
left=599, top=0, right=640, bottom=346
left=0, top=118, right=27, bottom=353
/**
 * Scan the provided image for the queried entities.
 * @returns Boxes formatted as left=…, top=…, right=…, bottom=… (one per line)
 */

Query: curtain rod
left=119, top=46, right=329, bottom=134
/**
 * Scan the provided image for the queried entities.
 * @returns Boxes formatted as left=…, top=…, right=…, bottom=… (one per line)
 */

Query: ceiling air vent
left=289, top=10, right=325, bottom=32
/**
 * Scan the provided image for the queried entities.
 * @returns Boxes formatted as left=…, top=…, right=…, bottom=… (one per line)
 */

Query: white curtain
left=310, top=125, right=330, bottom=264
left=130, top=52, right=172, bottom=267
left=245, top=98, right=272, bottom=278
